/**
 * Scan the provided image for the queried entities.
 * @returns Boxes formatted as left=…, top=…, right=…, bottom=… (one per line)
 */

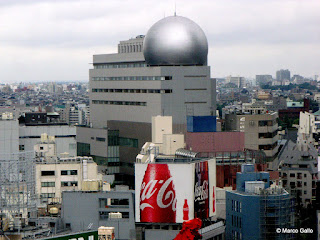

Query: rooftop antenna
left=174, top=2, right=177, bottom=16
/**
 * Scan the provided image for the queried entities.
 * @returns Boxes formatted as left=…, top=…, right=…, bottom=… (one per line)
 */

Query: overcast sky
left=0, top=0, right=319, bottom=83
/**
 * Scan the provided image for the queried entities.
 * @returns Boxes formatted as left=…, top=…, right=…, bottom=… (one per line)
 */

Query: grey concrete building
left=62, top=191, right=135, bottom=240
left=0, top=112, right=19, bottom=160
left=256, top=75, right=273, bottom=86
left=20, top=124, right=76, bottom=157
left=77, top=16, right=216, bottom=186
left=89, top=49, right=214, bottom=128
left=225, top=112, right=279, bottom=160
left=278, top=141, right=318, bottom=207
left=276, top=69, right=291, bottom=82
left=225, top=76, right=246, bottom=88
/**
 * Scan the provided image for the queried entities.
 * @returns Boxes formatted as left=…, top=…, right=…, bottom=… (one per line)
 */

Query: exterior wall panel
left=186, top=132, right=245, bottom=152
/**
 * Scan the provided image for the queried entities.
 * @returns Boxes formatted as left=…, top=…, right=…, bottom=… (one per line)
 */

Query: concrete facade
left=297, top=111, right=320, bottom=148
left=76, top=126, right=109, bottom=159
left=225, top=112, right=279, bottom=159
left=276, top=69, right=291, bottom=81
left=0, top=113, right=19, bottom=160
left=278, top=140, right=318, bottom=207
left=186, top=132, right=245, bottom=153
left=36, top=157, right=100, bottom=204
left=90, top=61, right=214, bottom=128
left=62, top=191, right=135, bottom=240
left=19, top=124, right=76, bottom=157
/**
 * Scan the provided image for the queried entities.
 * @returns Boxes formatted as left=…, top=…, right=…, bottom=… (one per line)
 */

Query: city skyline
left=0, top=0, right=319, bottom=83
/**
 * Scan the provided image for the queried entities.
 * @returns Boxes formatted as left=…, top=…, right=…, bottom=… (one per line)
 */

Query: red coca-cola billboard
left=135, top=160, right=216, bottom=223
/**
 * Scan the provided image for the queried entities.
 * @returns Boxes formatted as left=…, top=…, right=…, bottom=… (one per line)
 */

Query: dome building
left=78, top=15, right=216, bottom=187
left=143, top=16, right=208, bottom=66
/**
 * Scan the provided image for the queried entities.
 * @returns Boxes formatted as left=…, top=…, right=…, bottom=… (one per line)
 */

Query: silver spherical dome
left=143, top=16, right=208, bottom=66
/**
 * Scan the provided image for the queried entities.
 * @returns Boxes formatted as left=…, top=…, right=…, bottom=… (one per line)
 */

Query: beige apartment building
left=225, top=112, right=279, bottom=160
left=34, top=134, right=102, bottom=205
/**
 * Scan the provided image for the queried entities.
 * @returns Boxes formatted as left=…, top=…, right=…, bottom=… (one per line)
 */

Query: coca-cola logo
left=194, top=180, right=209, bottom=202
left=140, top=177, right=176, bottom=211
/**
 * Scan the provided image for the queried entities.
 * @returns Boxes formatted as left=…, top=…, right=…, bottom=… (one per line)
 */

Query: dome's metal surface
left=143, top=16, right=208, bottom=66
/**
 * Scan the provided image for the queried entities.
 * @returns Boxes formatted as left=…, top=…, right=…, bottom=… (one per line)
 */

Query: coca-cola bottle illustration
left=212, top=186, right=215, bottom=213
left=140, top=164, right=176, bottom=223
left=183, top=199, right=189, bottom=221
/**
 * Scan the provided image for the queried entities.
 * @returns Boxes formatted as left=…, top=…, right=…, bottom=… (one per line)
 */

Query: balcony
left=258, top=124, right=278, bottom=133
left=258, top=136, right=279, bottom=145
left=263, top=145, right=279, bottom=157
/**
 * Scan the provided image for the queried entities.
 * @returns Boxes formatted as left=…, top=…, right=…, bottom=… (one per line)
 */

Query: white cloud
left=0, top=0, right=319, bottom=82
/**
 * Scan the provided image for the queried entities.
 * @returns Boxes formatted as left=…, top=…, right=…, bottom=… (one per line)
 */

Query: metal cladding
left=175, top=148, right=198, bottom=158
left=143, top=16, right=208, bottom=66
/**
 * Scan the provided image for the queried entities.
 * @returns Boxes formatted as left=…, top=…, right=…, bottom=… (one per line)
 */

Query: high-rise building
left=256, top=75, right=273, bottom=86
left=77, top=16, right=216, bottom=186
left=0, top=112, right=19, bottom=160
left=226, top=164, right=295, bottom=240
left=226, top=76, right=246, bottom=88
left=292, top=74, right=305, bottom=84
left=276, top=69, right=291, bottom=82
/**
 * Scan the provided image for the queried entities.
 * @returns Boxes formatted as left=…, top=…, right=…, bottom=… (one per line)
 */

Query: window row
left=91, top=76, right=172, bottom=81
left=96, top=137, right=106, bottom=142
left=232, top=215, right=242, bottom=228
left=258, top=142, right=277, bottom=150
left=61, top=170, right=78, bottom=175
left=99, top=198, right=129, bottom=208
left=99, top=211, right=130, bottom=219
left=40, top=193, right=55, bottom=198
left=92, top=88, right=172, bottom=94
left=231, top=230, right=242, bottom=240
left=119, top=44, right=143, bottom=53
left=41, top=170, right=78, bottom=176
left=41, top=182, right=55, bottom=187
left=92, top=100, right=147, bottom=106
left=61, top=181, right=78, bottom=187
left=119, top=137, right=138, bottom=148
left=287, top=172, right=306, bottom=179
left=259, top=130, right=278, bottom=139
left=93, top=62, right=146, bottom=69
left=258, top=120, right=277, bottom=127
left=231, top=200, right=242, bottom=212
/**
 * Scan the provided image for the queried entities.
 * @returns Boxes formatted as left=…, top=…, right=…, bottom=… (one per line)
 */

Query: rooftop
left=278, top=140, right=318, bottom=174
left=36, top=156, right=94, bottom=164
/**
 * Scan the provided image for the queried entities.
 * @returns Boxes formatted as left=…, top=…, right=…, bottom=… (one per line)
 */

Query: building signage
left=135, top=160, right=216, bottom=223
